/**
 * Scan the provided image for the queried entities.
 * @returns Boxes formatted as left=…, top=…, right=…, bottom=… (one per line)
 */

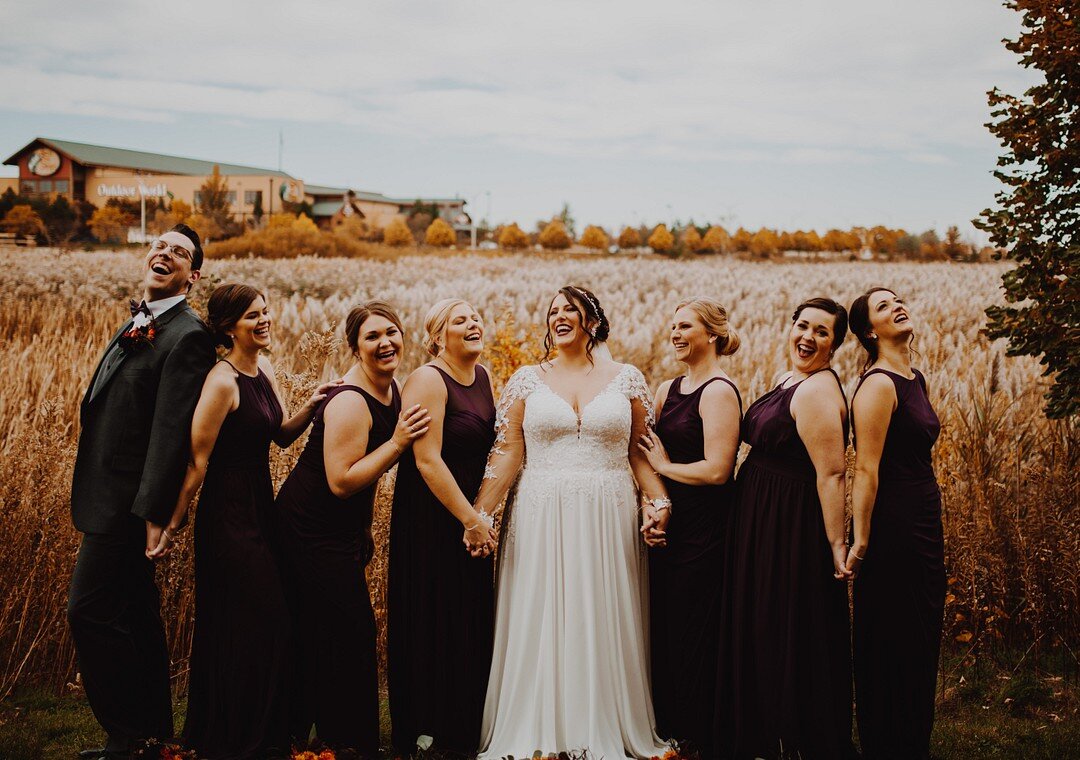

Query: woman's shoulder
left=795, top=368, right=846, bottom=403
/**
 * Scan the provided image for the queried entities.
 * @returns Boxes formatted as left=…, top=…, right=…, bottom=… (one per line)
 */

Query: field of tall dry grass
left=0, top=249, right=1076, bottom=702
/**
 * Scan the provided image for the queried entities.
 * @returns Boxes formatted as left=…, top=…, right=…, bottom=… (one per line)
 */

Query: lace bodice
left=478, top=363, right=654, bottom=508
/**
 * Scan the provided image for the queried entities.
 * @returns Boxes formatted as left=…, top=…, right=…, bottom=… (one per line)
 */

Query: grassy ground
left=1, top=680, right=1077, bottom=760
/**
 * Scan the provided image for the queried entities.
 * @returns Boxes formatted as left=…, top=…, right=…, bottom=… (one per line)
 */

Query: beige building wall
left=85, top=168, right=302, bottom=220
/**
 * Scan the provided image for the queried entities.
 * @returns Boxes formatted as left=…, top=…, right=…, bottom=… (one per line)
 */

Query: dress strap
left=712, top=376, right=744, bottom=417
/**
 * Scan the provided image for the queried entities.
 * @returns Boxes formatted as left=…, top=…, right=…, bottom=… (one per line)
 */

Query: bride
left=474, top=285, right=672, bottom=759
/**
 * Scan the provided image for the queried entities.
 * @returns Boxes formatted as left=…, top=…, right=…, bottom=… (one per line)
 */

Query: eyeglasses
left=149, top=238, right=193, bottom=261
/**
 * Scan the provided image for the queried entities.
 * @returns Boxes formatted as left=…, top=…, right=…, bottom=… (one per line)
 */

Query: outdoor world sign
left=96, top=183, right=169, bottom=198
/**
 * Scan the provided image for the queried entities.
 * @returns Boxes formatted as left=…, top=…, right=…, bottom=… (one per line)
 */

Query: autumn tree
left=384, top=217, right=415, bottom=247
left=648, top=224, right=674, bottom=253
left=425, top=217, right=455, bottom=247
left=538, top=220, right=571, bottom=250
left=918, top=230, right=944, bottom=260
left=943, top=225, right=966, bottom=259
left=977, top=1, right=1079, bottom=416
left=701, top=225, right=731, bottom=253
left=195, top=165, right=235, bottom=239
left=579, top=225, right=609, bottom=251
left=822, top=229, right=851, bottom=252
left=617, top=226, right=642, bottom=249
left=88, top=206, right=130, bottom=243
left=731, top=227, right=753, bottom=252
left=749, top=228, right=780, bottom=257
left=498, top=223, right=530, bottom=250
left=681, top=226, right=704, bottom=253
left=40, top=195, right=79, bottom=249
left=2, top=204, right=44, bottom=238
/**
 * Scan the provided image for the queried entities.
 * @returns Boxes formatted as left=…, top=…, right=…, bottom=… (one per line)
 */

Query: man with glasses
left=68, top=224, right=216, bottom=759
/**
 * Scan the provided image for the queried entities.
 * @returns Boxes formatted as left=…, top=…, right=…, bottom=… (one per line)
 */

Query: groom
left=68, top=224, right=215, bottom=760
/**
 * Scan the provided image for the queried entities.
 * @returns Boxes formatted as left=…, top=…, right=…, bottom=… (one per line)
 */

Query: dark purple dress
left=388, top=365, right=496, bottom=756
left=714, top=369, right=855, bottom=760
left=183, top=366, right=290, bottom=760
left=852, top=369, right=944, bottom=760
left=649, top=376, right=741, bottom=755
left=275, top=383, right=400, bottom=757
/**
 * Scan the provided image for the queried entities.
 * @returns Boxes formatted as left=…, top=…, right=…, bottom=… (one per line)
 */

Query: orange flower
left=318, top=752, right=336, bottom=760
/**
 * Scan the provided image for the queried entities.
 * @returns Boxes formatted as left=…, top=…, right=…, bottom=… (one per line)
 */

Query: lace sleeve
left=474, top=366, right=538, bottom=515
left=614, top=364, right=655, bottom=428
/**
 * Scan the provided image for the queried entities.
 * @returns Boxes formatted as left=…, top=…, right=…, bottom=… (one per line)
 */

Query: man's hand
left=145, top=521, right=174, bottom=560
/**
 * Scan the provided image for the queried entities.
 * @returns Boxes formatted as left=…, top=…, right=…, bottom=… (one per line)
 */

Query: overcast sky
left=0, top=0, right=1036, bottom=238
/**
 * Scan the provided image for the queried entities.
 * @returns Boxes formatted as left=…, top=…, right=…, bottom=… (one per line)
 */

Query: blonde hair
left=676, top=298, right=741, bottom=356
left=423, top=298, right=471, bottom=357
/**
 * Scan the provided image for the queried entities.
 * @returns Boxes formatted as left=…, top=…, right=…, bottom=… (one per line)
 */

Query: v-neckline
left=532, top=364, right=627, bottom=424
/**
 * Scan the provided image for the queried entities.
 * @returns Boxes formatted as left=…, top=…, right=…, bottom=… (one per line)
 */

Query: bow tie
left=129, top=299, right=151, bottom=318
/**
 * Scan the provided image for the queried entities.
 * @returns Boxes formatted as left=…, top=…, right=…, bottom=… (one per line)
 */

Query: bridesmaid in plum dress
left=388, top=299, right=497, bottom=757
left=160, top=284, right=337, bottom=760
left=714, top=297, right=856, bottom=760
left=638, top=298, right=742, bottom=756
left=847, top=287, right=945, bottom=760
left=275, top=301, right=428, bottom=757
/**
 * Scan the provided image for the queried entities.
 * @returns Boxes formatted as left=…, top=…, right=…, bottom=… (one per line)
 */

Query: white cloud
left=0, top=0, right=1034, bottom=163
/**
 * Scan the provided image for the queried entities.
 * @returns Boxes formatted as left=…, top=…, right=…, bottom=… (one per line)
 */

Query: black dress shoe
left=77, top=749, right=106, bottom=760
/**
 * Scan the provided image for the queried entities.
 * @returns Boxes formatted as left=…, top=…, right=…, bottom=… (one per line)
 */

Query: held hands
left=391, top=404, right=431, bottom=451
left=640, top=505, right=670, bottom=548
left=844, top=543, right=866, bottom=579
left=831, top=541, right=854, bottom=581
left=145, top=520, right=179, bottom=560
left=637, top=430, right=671, bottom=475
left=463, top=511, right=497, bottom=558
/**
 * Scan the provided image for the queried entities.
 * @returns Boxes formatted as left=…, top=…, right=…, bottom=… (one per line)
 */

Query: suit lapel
left=84, top=301, right=193, bottom=406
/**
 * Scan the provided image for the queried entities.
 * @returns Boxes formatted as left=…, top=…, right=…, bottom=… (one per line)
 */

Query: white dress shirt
left=133, top=294, right=186, bottom=328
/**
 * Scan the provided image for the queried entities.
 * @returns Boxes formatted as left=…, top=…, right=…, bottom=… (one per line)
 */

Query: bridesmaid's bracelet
left=851, top=549, right=865, bottom=561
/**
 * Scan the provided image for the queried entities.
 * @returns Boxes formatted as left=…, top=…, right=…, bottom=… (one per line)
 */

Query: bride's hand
left=637, top=430, right=671, bottom=475
left=463, top=517, right=494, bottom=557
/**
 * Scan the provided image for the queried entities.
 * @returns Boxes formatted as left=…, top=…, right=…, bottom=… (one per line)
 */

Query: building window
left=193, top=191, right=202, bottom=206
left=227, top=191, right=237, bottom=205
left=195, top=190, right=238, bottom=206
left=244, top=190, right=262, bottom=206
left=20, top=180, right=36, bottom=194
left=38, top=181, right=52, bottom=193
left=55, top=180, right=69, bottom=193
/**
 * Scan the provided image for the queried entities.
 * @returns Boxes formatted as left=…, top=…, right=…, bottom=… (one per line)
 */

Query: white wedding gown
left=475, top=363, right=668, bottom=760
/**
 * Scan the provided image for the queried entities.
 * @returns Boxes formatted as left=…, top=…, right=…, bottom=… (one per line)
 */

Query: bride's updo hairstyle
left=207, top=282, right=265, bottom=349
left=423, top=297, right=470, bottom=357
left=542, top=285, right=610, bottom=366
left=676, top=297, right=741, bottom=356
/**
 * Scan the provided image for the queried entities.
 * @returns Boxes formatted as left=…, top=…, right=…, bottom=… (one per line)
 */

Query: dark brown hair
left=207, top=283, right=264, bottom=349
left=171, top=223, right=204, bottom=271
left=849, top=286, right=913, bottom=372
left=345, top=300, right=404, bottom=355
left=791, top=296, right=848, bottom=350
left=542, top=285, right=610, bottom=366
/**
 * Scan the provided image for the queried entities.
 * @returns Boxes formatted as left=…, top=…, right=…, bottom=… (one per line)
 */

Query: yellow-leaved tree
left=383, top=217, right=415, bottom=247
left=617, top=226, right=642, bottom=249
left=1, top=205, right=44, bottom=238
left=648, top=224, right=674, bottom=253
left=681, top=226, right=704, bottom=253
left=538, top=220, right=571, bottom=250
left=702, top=225, right=731, bottom=253
left=579, top=225, right=609, bottom=251
left=498, top=223, right=530, bottom=250
left=425, top=218, right=455, bottom=247
left=749, top=228, right=780, bottom=257
left=88, top=206, right=130, bottom=244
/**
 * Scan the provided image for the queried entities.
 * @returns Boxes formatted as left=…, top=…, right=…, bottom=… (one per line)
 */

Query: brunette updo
left=345, top=300, right=404, bottom=356
left=207, top=283, right=264, bottom=349
left=542, top=285, right=610, bottom=365
left=849, top=286, right=902, bottom=371
left=791, top=296, right=848, bottom=351
left=676, top=298, right=741, bottom=356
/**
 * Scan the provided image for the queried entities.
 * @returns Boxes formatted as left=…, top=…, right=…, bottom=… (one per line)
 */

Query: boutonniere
left=118, top=315, right=158, bottom=352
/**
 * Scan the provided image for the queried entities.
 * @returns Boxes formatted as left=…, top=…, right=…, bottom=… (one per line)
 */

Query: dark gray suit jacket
left=71, top=300, right=215, bottom=534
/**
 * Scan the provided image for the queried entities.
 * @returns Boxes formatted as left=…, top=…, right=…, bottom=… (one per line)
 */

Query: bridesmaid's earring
left=709, top=337, right=716, bottom=343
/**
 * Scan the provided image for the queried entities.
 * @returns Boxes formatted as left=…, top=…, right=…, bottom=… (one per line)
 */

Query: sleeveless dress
left=714, top=369, right=856, bottom=760
left=388, top=365, right=496, bottom=756
left=852, top=368, right=944, bottom=760
left=649, top=375, right=741, bottom=756
left=183, top=365, right=290, bottom=760
left=275, top=382, right=400, bottom=756
left=477, top=364, right=668, bottom=760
